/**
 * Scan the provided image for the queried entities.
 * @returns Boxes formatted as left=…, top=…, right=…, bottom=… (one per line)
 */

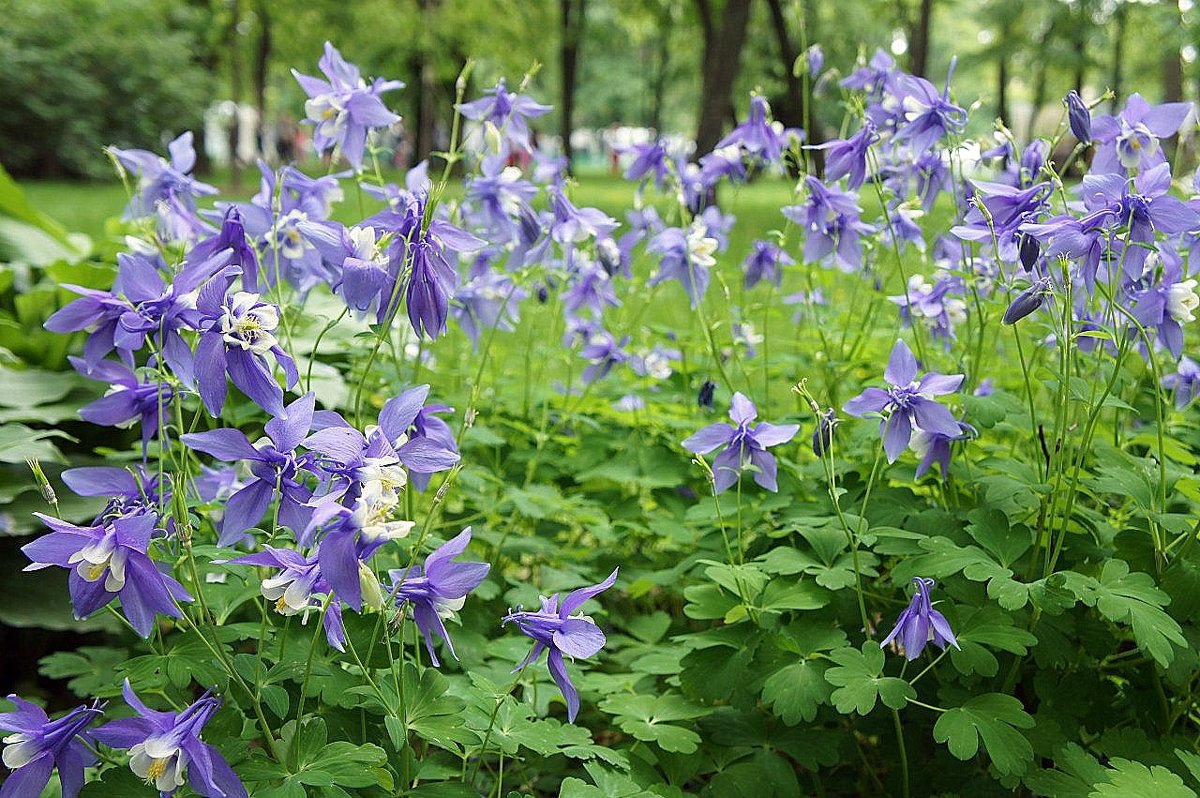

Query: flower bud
left=811, top=408, right=839, bottom=456
left=1002, top=278, right=1052, bottom=325
left=1018, top=233, right=1040, bottom=272
left=1065, top=90, right=1091, bottom=145
left=697, top=379, right=716, bottom=410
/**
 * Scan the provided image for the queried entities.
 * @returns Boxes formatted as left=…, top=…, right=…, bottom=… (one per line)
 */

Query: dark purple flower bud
left=1065, top=90, right=1091, bottom=145
left=1018, top=233, right=1041, bottom=272
left=1002, top=278, right=1052, bottom=325
left=698, top=379, right=716, bottom=410
left=811, top=408, right=839, bottom=456
left=536, top=284, right=549, bottom=304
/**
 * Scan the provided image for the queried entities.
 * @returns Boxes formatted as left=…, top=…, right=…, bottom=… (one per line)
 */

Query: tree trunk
left=1162, top=6, right=1185, bottom=167
left=560, top=0, right=586, bottom=174
left=1026, top=15, right=1055, bottom=141
left=1071, top=0, right=1088, bottom=94
left=694, top=0, right=754, bottom=156
left=908, top=0, right=934, bottom=78
left=650, top=15, right=670, bottom=134
left=414, top=0, right=440, bottom=163
left=764, top=0, right=820, bottom=173
left=254, top=0, right=271, bottom=162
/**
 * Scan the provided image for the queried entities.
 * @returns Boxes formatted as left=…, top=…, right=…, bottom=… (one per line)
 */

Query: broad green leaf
left=932, top=693, right=1034, bottom=777
left=824, top=643, right=914, bottom=715
left=1089, top=759, right=1196, bottom=798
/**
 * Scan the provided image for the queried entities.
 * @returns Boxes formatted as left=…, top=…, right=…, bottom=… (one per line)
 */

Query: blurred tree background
left=1, top=0, right=1197, bottom=179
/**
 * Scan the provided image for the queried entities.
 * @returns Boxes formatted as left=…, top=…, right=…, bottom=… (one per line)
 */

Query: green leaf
left=762, top=659, right=831, bottom=724
left=39, top=647, right=129, bottom=698
left=932, top=693, right=1034, bottom=777
left=1092, top=560, right=1185, bottom=667
left=599, top=692, right=704, bottom=753
left=824, top=643, right=914, bottom=715
left=1089, top=759, right=1196, bottom=798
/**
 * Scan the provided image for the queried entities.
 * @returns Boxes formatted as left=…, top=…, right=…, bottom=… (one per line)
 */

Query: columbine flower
left=842, top=339, right=963, bottom=463
left=181, top=206, right=262, bottom=294
left=548, top=186, right=618, bottom=245
left=223, top=546, right=346, bottom=650
left=293, top=42, right=404, bottom=170
left=194, top=271, right=298, bottom=417
left=71, top=358, right=173, bottom=454
left=910, top=420, right=975, bottom=480
left=22, top=513, right=191, bottom=638
left=1090, top=93, right=1192, bottom=174
left=717, top=95, right=791, bottom=166
left=0, top=696, right=104, bottom=798
left=783, top=177, right=874, bottom=271
left=742, top=240, right=795, bottom=289
left=807, top=121, right=876, bottom=189
left=1132, top=261, right=1200, bottom=358
left=811, top=408, right=839, bottom=457
left=457, top=78, right=552, bottom=155
left=108, top=132, right=216, bottom=242
left=880, top=577, right=960, bottom=661
left=648, top=222, right=718, bottom=307
left=452, top=257, right=529, bottom=347
left=682, top=392, right=799, bottom=493
left=182, top=392, right=318, bottom=546
left=892, top=62, right=968, bottom=154
left=388, top=528, right=490, bottom=666
left=502, top=569, right=619, bottom=723
left=61, top=465, right=168, bottom=526
left=579, top=330, right=631, bottom=384
left=93, top=680, right=246, bottom=798
left=1163, top=355, right=1200, bottom=408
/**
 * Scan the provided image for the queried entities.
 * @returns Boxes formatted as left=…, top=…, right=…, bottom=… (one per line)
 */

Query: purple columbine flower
left=911, top=420, right=975, bottom=480
left=647, top=223, right=718, bottom=307
left=457, top=78, right=552, bottom=155
left=1163, top=355, right=1200, bottom=408
left=93, top=680, right=247, bottom=798
left=548, top=186, right=619, bottom=245
left=843, top=339, right=963, bottom=463
left=388, top=528, right=490, bottom=666
left=880, top=577, right=960, bottom=660
left=579, top=330, right=631, bottom=384
left=46, top=250, right=197, bottom=381
left=889, top=273, right=967, bottom=346
left=630, top=344, right=682, bottom=381
left=807, top=120, right=877, bottom=189
left=71, top=358, right=173, bottom=455
left=1090, top=93, right=1192, bottom=174
left=293, top=42, right=403, bottom=171
left=623, top=140, right=672, bottom=189
left=464, top=156, right=539, bottom=244
left=891, top=61, right=967, bottom=154
left=1131, top=261, right=1199, bottom=359
left=717, top=95, right=792, bottom=166
left=108, top=132, right=216, bottom=242
left=502, top=568, right=619, bottom=723
left=811, top=408, right=839, bottom=457
left=783, top=177, right=874, bottom=271
left=453, top=256, right=529, bottom=347
left=682, top=392, right=799, bottom=493
left=562, top=257, right=620, bottom=319
left=805, top=44, right=824, bottom=76
left=0, top=696, right=105, bottom=798
left=223, top=547, right=346, bottom=651
left=194, top=270, right=298, bottom=417
left=182, top=392, right=317, bottom=546
left=950, top=179, right=1051, bottom=262
left=742, top=240, right=795, bottom=289
left=22, top=513, right=191, bottom=638
left=182, top=206, right=262, bottom=294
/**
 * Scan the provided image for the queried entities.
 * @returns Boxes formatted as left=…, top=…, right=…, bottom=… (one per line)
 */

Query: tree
left=694, top=0, right=754, bottom=155
left=561, top=0, right=587, bottom=172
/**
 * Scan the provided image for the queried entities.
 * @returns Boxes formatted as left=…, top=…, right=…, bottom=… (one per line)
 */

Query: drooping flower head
left=388, top=528, right=490, bottom=666
left=93, top=680, right=247, bottom=798
left=293, top=42, right=404, bottom=170
left=880, top=577, right=960, bottom=660
left=22, top=513, right=191, bottom=638
left=108, top=132, right=216, bottom=242
left=0, top=696, right=105, bottom=798
left=682, top=392, right=799, bottom=493
left=1163, top=355, right=1200, bottom=409
left=742, top=239, right=795, bottom=289
left=457, top=78, right=552, bottom=155
left=502, top=568, right=618, bottom=723
left=223, top=546, right=346, bottom=651
left=842, top=339, right=963, bottom=463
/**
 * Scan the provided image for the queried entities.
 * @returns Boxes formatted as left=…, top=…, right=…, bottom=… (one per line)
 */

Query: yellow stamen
left=145, top=757, right=169, bottom=782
